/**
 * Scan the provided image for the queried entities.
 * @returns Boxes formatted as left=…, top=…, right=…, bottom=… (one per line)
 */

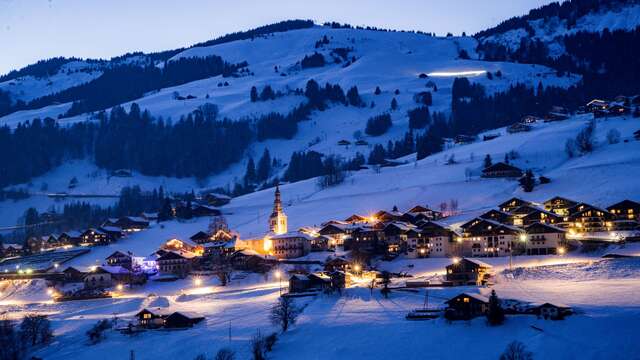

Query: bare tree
left=0, top=319, right=23, bottom=360
left=214, top=348, right=236, bottom=360
left=449, top=199, right=459, bottom=216
left=19, top=314, right=53, bottom=347
left=251, top=331, right=266, bottom=360
left=270, top=297, right=301, bottom=332
left=500, top=341, right=533, bottom=360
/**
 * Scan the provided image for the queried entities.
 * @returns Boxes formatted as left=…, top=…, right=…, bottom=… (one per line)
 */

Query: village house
left=607, top=200, right=640, bottom=221
left=58, top=231, right=82, bottom=246
left=161, top=238, right=204, bottom=256
left=410, top=221, right=456, bottom=258
left=83, top=267, right=113, bottom=289
left=163, top=312, right=205, bottom=328
left=269, top=231, right=312, bottom=259
left=324, top=257, right=351, bottom=272
left=479, top=209, right=513, bottom=224
left=318, top=222, right=350, bottom=247
left=381, top=222, right=416, bottom=255
left=80, top=228, right=111, bottom=245
left=445, top=258, right=492, bottom=286
left=156, top=251, right=195, bottom=278
left=204, top=192, right=232, bottom=207
left=62, top=266, right=85, bottom=283
left=509, top=205, right=562, bottom=227
left=444, top=293, right=489, bottom=320
left=586, top=99, right=609, bottom=112
left=499, top=197, right=532, bottom=213
left=347, top=224, right=383, bottom=253
left=230, top=249, right=274, bottom=272
left=190, top=231, right=212, bottom=244
left=141, top=212, right=159, bottom=222
left=104, top=216, right=149, bottom=232
left=532, top=302, right=573, bottom=320
left=1, top=243, right=23, bottom=258
left=524, top=223, right=566, bottom=255
left=191, top=204, right=221, bottom=218
left=98, top=226, right=124, bottom=240
left=460, top=218, right=522, bottom=257
left=135, top=308, right=170, bottom=329
left=105, top=251, right=133, bottom=269
left=566, top=203, right=614, bottom=233
left=481, top=162, right=524, bottom=178
left=404, top=205, right=444, bottom=221
left=507, top=122, right=532, bottom=134
left=543, top=196, right=579, bottom=216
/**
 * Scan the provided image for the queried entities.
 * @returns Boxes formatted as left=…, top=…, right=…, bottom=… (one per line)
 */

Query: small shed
left=444, top=293, right=489, bottom=320
left=163, top=312, right=205, bottom=328
left=532, top=302, right=572, bottom=320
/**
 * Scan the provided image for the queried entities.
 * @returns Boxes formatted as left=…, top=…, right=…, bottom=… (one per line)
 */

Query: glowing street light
left=353, top=264, right=361, bottom=273
left=193, top=278, right=203, bottom=287
left=558, top=247, right=566, bottom=255
left=452, top=257, right=460, bottom=264
left=116, top=284, right=124, bottom=291
left=274, top=270, right=283, bottom=296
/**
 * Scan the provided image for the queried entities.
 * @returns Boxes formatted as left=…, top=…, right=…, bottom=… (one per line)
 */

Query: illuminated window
left=463, top=297, right=470, bottom=303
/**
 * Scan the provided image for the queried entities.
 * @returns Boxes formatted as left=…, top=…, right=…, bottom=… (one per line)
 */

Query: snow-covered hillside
left=0, top=26, right=582, bottom=229
left=478, top=2, right=640, bottom=56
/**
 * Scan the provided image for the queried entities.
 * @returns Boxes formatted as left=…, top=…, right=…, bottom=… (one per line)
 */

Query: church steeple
left=269, top=184, right=287, bottom=234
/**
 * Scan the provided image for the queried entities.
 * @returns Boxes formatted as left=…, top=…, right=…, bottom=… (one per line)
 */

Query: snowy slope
left=0, top=26, right=580, bottom=227
left=0, top=61, right=103, bottom=103
left=479, top=3, right=640, bottom=56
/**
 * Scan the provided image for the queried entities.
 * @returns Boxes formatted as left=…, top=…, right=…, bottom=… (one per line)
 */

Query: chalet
left=80, top=228, right=110, bottom=245
left=230, top=249, right=274, bottom=272
left=544, top=106, right=569, bottom=122
left=324, top=257, right=351, bottom=272
left=288, top=273, right=332, bottom=293
left=507, top=123, right=532, bottom=134
left=191, top=204, right=221, bottom=217
left=532, top=302, right=572, bottom=320
left=481, top=162, right=523, bottom=178
left=586, top=99, right=609, bottom=112
left=309, top=234, right=330, bottom=251
left=337, top=139, right=351, bottom=146
left=405, top=205, right=443, bottom=221
left=318, top=223, right=349, bottom=246
left=445, top=258, right=492, bottom=286
left=62, top=266, right=85, bottom=282
left=135, top=308, right=169, bottom=328
left=454, top=134, right=476, bottom=144
left=411, top=221, right=456, bottom=258
left=141, top=212, right=159, bottom=222
left=105, top=251, right=133, bottom=269
left=381, top=222, right=416, bottom=255
left=479, top=209, right=512, bottom=224
left=608, top=103, right=630, bottom=116
left=347, top=224, right=383, bottom=253
left=461, top=218, right=522, bottom=257
left=83, top=267, right=113, bottom=289
left=355, top=139, right=369, bottom=146
left=156, top=251, right=194, bottom=278
left=524, top=223, right=566, bottom=255
left=162, top=238, right=204, bottom=256
left=521, top=115, right=541, bottom=124
left=444, top=293, right=489, bottom=320
left=269, top=231, right=312, bottom=259
left=544, top=196, right=578, bottom=216
left=329, top=270, right=352, bottom=289
left=111, top=217, right=149, bottom=232
left=510, top=205, right=561, bottom=227
left=190, top=231, right=212, bottom=244
left=566, top=203, right=614, bottom=233
left=1, top=243, right=23, bottom=257
left=204, top=193, right=232, bottom=207
left=607, top=200, right=640, bottom=221
left=498, top=197, right=532, bottom=213
left=163, top=312, right=205, bottom=328
left=344, top=214, right=368, bottom=223
left=58, top=231, right=82, bottom=246
left=98, top=226, right=124, bottom=240
left=27, top=236, right=50, bottom=253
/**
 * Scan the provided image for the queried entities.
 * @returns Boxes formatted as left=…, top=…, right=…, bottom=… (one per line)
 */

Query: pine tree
left=390, top=97, right=398, bottom=110
left=519, top=170, right=535, bottom=192
left=486, top=290, right=505, bottom=326
left=483, top=154, right=492, bottom=169
left=257, top=149, right=272, bottom=181
left=244, top=157, right=257, bottom=185
left=374, top=86, right=381, bottom=95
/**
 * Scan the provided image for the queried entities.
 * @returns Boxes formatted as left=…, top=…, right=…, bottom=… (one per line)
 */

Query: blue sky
left=1, top=0, right=555, bottom=74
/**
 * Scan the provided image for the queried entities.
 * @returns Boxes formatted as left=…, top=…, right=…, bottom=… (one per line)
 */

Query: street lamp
left=193, top=278, right=203, bottom=287
left=275, top=270, right=283, bottom=296
left=558, top=247, right=566, bottom=255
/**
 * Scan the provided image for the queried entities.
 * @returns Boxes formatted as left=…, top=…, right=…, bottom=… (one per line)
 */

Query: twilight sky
left=1, top=0, right=556, bottom=75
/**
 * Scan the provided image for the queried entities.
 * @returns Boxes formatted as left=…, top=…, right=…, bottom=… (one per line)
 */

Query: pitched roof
left=482, top=162, right=523, bottom=173
left=446, top=292, right=489, bottom=304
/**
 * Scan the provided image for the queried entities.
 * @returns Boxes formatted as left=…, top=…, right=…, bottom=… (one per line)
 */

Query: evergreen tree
left=390, top=97, right=398, bottom=110
left=519, top=170, right=535, bottom=192
left=483, top=154, right=493, bottom=169
left=250, top=86, right=258, bottom=102
left=486, top=290, right=505, bottom=326
left=244, top=157, right=257, bottom=185
left=257, top=149, right=272, bottom=181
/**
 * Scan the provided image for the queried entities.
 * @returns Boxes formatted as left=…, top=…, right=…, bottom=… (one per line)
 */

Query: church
left=236, top=185, right=312, bottom=259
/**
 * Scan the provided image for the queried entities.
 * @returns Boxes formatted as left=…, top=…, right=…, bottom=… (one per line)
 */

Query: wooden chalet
left=190, top=231, right=212, bottom=244
left=98, top=226, right=124, bottom=240
left=58, top=231, right=82, bottom=246
left=524, top=223, right=566, bottom=255
left=510, top=205, right=561, bottom=227
left=444, top=293, right=489, bottom=320
left=162, top=238, right=204, bottom=255
left=288, top=273, right=332, bottom=293
left=607, top=200, right=640, bottom=221
left=203, top=193, right=232, bottom=207
left=83, top=267, right=113, bottom=289
left=230, top=250, right=274, bottom=272
left=108, top=217, right=149, bottom=232
left=344, top=214, right=368, bottom=223
left=521, top=115, right=541, bottom=124
left=461, top=218, right=522, bottom=257
left=318, top=223, right=349, bottom=246
left=479, top=209, right=512, bottom=224
left=80, top=228, right=111, bottom=245
left=163, top=312, right=205, bottom=328
left=445, top=258, right=492, bottom=286
left=324, top=257, right=351, bottom=272
left=62, top=266, right=85, bottom=282
left=381, top=222, right=417, bottom=255
left=135, top=308, right=170, bottom=328
left=454, top=134, right=476, bottom=144
left=191, top=204, right=221, bottom=217
left=566, top=203, right=614, bottom=233
left=156, top=251, right=194, bottom=278
left=481, top=162, right=523, bottom=178
left=499, top=197, right=532, bottom=213
left=405, top=205, right=443, bottom=221
left=347, top=224, right=384, bottom=253
left=586, top=99, right=609, bottom=112
left=532, top=302, right=572, bottom=320
left=544, top=196, right=578, bottom=216
left=105, top=251, right=133, bottom=270
left=412, top=221, right=456, bottom=258
left=507, top=123, right=532, bottom=134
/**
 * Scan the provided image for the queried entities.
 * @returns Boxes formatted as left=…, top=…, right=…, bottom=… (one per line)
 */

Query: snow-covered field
left=2, top=248, right=640, bottom=360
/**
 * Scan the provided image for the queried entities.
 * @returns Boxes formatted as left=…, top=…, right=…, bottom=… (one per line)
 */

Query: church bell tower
left=269, top=184, right=287, bottom=235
